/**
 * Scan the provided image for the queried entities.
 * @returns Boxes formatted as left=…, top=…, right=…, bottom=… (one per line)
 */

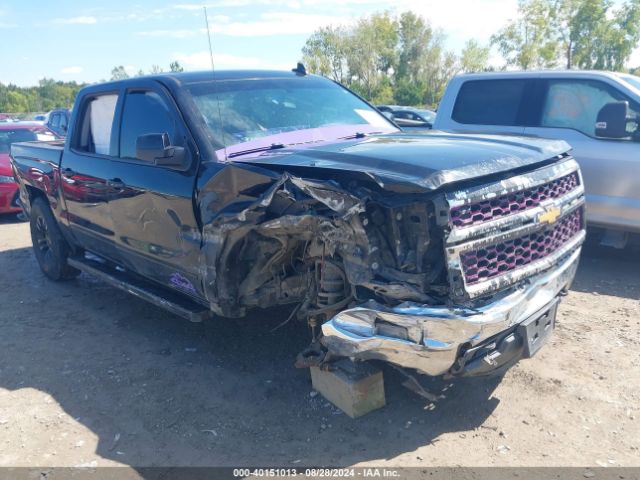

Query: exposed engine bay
left=198, top=167, right=448, bottom=321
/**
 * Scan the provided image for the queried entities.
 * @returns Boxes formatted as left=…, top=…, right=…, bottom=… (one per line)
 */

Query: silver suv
left=434, top=70, right=640, bottom=244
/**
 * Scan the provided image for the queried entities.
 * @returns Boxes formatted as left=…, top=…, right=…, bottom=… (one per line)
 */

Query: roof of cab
left=453, top=70, right=626, bottom=81
left=76, top=69, right=321, bottom=99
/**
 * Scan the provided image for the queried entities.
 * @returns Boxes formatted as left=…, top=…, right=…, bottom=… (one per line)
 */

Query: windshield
left=186, top=76, right=398, bottom=159
left=0, top=128, right=57, bottom=154
left=619, top=74, right=640, bottom=93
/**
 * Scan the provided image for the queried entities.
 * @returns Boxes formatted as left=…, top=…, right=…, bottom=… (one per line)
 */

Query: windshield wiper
left=338, top=131, right=383, bottom=140
left=227, top=143, right=285, bottom=158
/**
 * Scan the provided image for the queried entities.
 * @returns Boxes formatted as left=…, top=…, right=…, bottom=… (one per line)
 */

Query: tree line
left=0, top=61, right=185, bottom=114
left=302, top=0, right=640, bottom=106
left=3, top=1, right=640, bottom=113
left=302, top=11, right=488, bottom=107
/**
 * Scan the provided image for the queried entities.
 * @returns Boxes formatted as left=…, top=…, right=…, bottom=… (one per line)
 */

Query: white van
left=434, top=71, right=640, bottom=244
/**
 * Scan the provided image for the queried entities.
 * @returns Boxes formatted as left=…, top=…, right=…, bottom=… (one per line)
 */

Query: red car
left=0, top=123, right=59, bottom=215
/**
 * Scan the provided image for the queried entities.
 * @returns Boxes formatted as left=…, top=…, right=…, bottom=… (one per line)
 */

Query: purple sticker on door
left=170, top=272, right=197, bottom=294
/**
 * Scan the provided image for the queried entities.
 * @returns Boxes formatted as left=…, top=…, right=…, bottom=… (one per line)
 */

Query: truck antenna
left=203, top=6, right=215, bottom=71
left=203, top=6, right=227, bottom=160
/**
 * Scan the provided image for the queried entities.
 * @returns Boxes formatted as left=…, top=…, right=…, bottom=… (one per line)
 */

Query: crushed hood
left=237, top=132, right=571, bottom=192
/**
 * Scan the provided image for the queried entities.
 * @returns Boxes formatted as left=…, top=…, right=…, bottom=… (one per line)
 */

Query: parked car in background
left=0, top=123, right=58, bottom=215
left=377, top=105, right=435, bottom=130
left=10, top=70, right=585, bottom=381
left=375, top=105, right=397, bottom=113
left=434, top=71, right=640, bottom=246
left=46, top=108, right=71, bottom=137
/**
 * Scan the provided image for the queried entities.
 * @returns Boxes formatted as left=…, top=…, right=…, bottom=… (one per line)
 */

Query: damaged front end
left=196, top=154, right=585, bottom=377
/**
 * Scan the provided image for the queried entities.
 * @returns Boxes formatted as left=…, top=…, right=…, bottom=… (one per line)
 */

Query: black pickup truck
left=10, top=70, right=586, bottom=377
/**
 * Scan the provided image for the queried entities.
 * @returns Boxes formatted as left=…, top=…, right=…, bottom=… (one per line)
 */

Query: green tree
left=568, top=0, right=640, bottom=70
left=493, top=0, right=640, bottom=71
left=169, top=61, right=184, bottom=72
left=460, top=39, right=490, bottom=73
left=491, top=0, right=560, bottom=69
left=4, top=90, right=29, bottom=113
left=396, top=11, right=437, bottom=83
left=149, top=65, right=163, bottom=74
left=110, top=66, right=129, bottom=80
left=346, top=12, right=399, bottom=99
left=302, top=26, right=349, bottom=83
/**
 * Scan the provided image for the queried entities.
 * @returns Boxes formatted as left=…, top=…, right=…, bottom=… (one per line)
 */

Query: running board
left=67, top=257, right=211, bottom=322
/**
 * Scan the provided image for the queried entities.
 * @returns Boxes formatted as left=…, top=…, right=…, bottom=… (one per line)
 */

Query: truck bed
left=11, top=140, right=65, bottom=167
left=10, top=140, right=66, bottom=215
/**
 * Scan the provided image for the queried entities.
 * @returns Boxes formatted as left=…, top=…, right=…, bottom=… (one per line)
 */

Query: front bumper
left=321, top=245, right=581, bottom=376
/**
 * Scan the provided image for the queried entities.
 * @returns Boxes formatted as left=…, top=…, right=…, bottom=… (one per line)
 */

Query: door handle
left=107, top=178, right=126, bottom=189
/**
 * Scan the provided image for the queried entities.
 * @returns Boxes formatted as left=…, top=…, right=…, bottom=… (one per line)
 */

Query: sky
left=1, top=0, right=639, bottom=87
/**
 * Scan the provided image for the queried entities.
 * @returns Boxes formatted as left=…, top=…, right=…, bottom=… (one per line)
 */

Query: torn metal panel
left=196, top=161, right=448, bottom=318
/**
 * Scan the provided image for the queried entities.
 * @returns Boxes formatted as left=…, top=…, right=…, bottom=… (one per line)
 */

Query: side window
left=119, top=90, right=179, bottom=160
left=76, top=94, right=118, bottom=155
left=452, top=79, right=527, bottom=126
left=541, top=79, right=640, bottom=137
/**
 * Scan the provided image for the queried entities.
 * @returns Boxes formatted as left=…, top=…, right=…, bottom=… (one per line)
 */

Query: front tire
left=30, top=198, right=80, bottom=280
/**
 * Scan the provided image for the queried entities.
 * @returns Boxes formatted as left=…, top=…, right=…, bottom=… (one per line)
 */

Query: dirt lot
left=0, top=214, right=638, bottom=469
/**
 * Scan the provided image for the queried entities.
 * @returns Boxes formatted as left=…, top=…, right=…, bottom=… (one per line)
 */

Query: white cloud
left=174, top=51, right=289, bottom=70
left=61, top=66, right=83, bottom=74
left=138, top=29, right=207, bottom=39
left=0, top=22, right=16, bottom=28
left=393, top=0, right=518, bottom=44
left=210, top=12, right=351, bottom=36
left=53, top=16, right=98, bottom=25
left=173, top=1, right=305, bottom=9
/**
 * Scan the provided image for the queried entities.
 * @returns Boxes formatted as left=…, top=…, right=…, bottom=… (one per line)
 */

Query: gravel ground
left=0, top=214, right=638, bottom=469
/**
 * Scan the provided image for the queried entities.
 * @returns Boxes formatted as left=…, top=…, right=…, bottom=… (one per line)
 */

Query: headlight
left=0, top=175, right=16, bottom=184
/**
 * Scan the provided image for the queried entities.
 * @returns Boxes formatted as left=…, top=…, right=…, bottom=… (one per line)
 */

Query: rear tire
left=30, top=198, right=80, bottom=281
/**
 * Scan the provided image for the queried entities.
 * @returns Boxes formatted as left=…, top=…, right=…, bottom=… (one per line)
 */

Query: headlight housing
left=0, top=175, right=16, bottom=184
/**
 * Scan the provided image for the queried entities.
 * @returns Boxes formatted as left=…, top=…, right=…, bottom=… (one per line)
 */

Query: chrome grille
left=460, top=208, right=583, bottom=285
left=444, top=159, right=586, bottom=300
left=450, top=171, right=580, bottom=227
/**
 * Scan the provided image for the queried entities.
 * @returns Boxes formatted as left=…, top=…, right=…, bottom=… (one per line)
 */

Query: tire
left=30, top=197, right=80, bottom=281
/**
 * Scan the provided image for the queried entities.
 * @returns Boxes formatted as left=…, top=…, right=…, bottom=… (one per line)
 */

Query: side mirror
left=136, top=133, right=189, bottom=170
left=595, top=101, right=629, bottom=139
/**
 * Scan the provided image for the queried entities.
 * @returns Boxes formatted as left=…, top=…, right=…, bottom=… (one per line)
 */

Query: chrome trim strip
left=447, top=186, right=585, bottom=245
left=459, top=229, right=585, bottom=299
left=446, top=158, right=580, bottom=209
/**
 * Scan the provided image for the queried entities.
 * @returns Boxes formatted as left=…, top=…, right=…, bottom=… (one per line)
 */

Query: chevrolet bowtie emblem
left=538, top=206, right=561, bottom=225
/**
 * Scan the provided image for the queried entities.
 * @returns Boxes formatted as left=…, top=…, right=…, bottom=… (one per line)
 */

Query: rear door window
left=75, top=94, right=118, bottom=155
left=119, top=90, right=179, bottom=160
left=452, top=79, right=528, bottom=126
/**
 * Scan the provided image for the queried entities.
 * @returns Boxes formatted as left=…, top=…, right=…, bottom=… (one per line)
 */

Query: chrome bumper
left=321, top=244, right=582, bottom=376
